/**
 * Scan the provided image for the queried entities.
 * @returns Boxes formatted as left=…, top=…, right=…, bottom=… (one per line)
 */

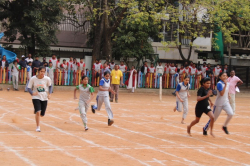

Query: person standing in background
left=227, top=70, right=243, bottom=114
left=78, top=58, right=86, bottom=75
left=110, top=64, right=123, bottom=103
left=32, top=56, right=42, bottom=75
left=0, top=55, right=9, bottom=70
left=25, top=53, right=33, bottom=64
left=49, top=54, right=57, bottom=69
left=19, top=55, right=27, bottom=69
left=109, top=61, right=115, bottom=70
left=201, top=62, right=207, bottom=77
left=223, top=64, right=229, bottom=76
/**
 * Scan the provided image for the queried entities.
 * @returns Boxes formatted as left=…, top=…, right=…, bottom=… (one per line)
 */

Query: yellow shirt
left=111, top=69, right=123, bottom=84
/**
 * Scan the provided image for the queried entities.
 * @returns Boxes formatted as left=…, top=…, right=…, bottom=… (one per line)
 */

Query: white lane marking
left=0, top=142, right=36, bottom=166
left=0, top=122, right=93, bottom=166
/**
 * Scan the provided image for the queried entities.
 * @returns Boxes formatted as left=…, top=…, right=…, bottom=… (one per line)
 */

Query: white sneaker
left=36, top=127, right=41, bottom=132
left=85, top=127, right=88, bottom=131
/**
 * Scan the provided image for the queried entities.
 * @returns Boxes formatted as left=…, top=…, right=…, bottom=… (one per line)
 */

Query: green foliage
left=210, top=0, right=250, bottom=45
left=112, top=15, right=160, bottom=69
left=0, top=0, right=65, bottom=56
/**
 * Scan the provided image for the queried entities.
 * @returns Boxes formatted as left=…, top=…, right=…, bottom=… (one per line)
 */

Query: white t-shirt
left=156, top=65, right=164, bottom=75
left=197, top=70, right=202, bottom=75
left=176, top=82, right=190, bottom=100
left=1, top=61, right=5, bottom=69
left=49, top=58, right=57, bottom=69
left=119, top=65, right=127, bottom=73
left=201, top=66, right=207, bottom=77
left=79, top=62, right=86, bottom=71
left=28, top=76, right=52, bottom=101
left=46, top=67, right=54, bottom=81
left=109, top=63, right=115, bottom=70
left=164, top=66, right=170, bottom=74
left=214, top=67, right=222, bottom=76
left=12, top=65, right=20, bottom=76
left=25, top=58, right=33, bottom=63
left=93, top=63, right=103, bottom=72
left=97, top=78, right=110, bottom=97
left=184, top=68, right=190, bottom=75
left=215, top=81, right=230, bottom=106
left=179, top=68, right=185, bottom=74
left=148, top=67, right=155, bottom=73
left=190, top=67, right=197, bottom=75
left=169, top=66, right=177, bottom=74
left=67, top=61, right=74, bottom=70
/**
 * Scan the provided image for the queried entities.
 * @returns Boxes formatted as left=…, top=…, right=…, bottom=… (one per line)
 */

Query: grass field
left=1, top=90, right=250, bottom=166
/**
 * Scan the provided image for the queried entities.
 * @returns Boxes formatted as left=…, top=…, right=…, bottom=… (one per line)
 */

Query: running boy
left=11, top=60, right=21, bottom=91
left=91, top=71, right=115, bottom=126
left=173, top=76, right=190, bottom=124
left=187, top=77, right=215, bottom=137
left=74, top=75, right=95, bottom=131
left=203, top=72, right=234, bottom=135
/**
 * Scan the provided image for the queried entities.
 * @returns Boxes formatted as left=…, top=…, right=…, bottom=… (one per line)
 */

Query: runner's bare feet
left=173, top=107, right=176, bottom=112
left=187, top=126, right=192, bottom=136
left=181, top=121, right=185, bottom=124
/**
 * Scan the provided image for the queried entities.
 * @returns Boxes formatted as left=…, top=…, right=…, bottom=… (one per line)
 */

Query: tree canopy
left=0, top=0, right=65, bottom=56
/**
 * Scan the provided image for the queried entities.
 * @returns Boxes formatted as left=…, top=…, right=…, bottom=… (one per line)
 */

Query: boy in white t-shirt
left=11, top=60, right=21, bottom=91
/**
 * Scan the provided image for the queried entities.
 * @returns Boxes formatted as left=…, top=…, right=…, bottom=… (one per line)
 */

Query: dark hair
left=184, top=75, right=189, bottom=80
left=184, top=64, right=188, bottom=68
left=80, top=57, right=84, bottom=59
left=63, top=59, right=66, bottom=61
left=177, top=68, right=180, bottom=73
left=35, top=55, right=39, bottom=58
left=49, top=62, right=52, bottom=64
left=28, top=61, right=32, bottom=64
left=200, top=77, right=211, bottom=85
left=73, top=58, right=76, bottom=60
left=13, top=60, right=17, bottom=63
left=52, top=54, right=56, bottom=56
left=57, top=56, right=60, bottom=59
left=38, top=66, right=46, bottom=72
left=217, top=72, right=227, bottom=82
left=96, top=59, right=99, bottom=61
left=81, top=75, right=88, bottom=80
left=104, top=71, right=110, bottom=76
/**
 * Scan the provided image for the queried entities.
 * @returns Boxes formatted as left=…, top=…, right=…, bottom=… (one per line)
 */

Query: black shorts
left=32, top=99, right=48, bottom=116
left=195, top=105, right=212, bottom=118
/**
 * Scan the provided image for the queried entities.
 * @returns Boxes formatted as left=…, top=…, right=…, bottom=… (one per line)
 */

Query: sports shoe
left=203, top=128, right=207, bottom=135
left=110, top=99, right=113, bottom=102
left=222, top=126, right=229, bottom=134
left=36, top=128, right=41, bottom=132
left=172, top=92, right=176, bottom=96
left=91, top=105, right=95, bottom=114
left=108, top=119, right=114, bottom=126
left=85, top=127, right=89, bottom=131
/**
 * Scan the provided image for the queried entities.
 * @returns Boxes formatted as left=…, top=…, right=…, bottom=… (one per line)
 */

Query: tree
left=210, top=0, right=250, bottom=47
left=164, top=0, right=214, bottom=62
left=0, top=0, right=65, bottom=56
left=69, top=0, right=167, bottom=62
left=112, top=15, right=159, bottom=69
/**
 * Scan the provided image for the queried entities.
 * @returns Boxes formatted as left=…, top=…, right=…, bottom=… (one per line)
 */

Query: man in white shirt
left=156, top=62, right=164, bottom=76
left=25, top=53, right=33, bottom=64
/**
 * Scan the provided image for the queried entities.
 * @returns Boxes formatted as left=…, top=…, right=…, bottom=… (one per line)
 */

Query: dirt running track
left=0, top=90, right=250, bottom=166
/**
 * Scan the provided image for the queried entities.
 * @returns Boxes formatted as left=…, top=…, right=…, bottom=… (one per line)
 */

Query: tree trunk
left=102, top=0, right=112, bottom=62
left=92, top=15, right=104, bottom=63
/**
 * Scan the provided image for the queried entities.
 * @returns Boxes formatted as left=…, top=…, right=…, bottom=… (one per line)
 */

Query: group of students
left=27, top=65, right=115, bottom=132
left=173, top=70, right=243, bottom=137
